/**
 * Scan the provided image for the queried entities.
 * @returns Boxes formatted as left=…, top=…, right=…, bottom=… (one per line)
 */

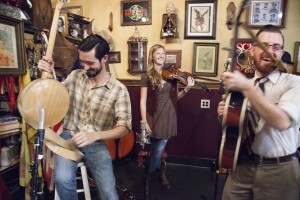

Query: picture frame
left=68, top=13, right=90, bottom=40
left=246, top=0, right=287, bottom=28
left=165, top=50, right=182, bottom=68
left=65, top=6, right=83, bottom=16
left=184, top=0, right=217, bottom=40
left=232, top=38, right=255, bottom=76
left=192, top=43, right=219, bottom=77
left=293, top=42, right=300, bottom=75
left=108, top=51, right=121, bottom=64
left=58, top=14, right=68, bottom=35
left=121, top=0, right=152, bottom=26
left=0, top=14, right=25, bottom=75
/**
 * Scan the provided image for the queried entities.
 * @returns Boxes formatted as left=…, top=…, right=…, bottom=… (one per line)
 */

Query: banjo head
left=18, top=78, right=70, bottom=129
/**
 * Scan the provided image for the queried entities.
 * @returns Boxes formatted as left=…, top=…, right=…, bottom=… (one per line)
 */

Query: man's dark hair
left=256, top=24, right=285, bottom=48
left=78, top=34, right=110, bottom=61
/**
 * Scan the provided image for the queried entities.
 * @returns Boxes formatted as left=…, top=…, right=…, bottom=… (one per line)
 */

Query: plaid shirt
left=63, top=70, right=132, bottom=132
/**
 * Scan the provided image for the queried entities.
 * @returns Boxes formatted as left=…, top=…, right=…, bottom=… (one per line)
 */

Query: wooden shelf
left=0, top=129, right=21, bottom=139
left=0, top=158, right=19, bottom=173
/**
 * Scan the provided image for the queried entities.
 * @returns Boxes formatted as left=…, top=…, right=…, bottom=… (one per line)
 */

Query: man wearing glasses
left=218, top=25, right=300, bottom=199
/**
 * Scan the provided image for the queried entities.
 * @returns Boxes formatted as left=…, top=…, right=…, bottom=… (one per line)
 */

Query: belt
left=249, top=152, right=299, bottom=165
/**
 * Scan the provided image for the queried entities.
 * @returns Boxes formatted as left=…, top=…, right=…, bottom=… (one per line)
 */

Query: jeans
left=148, top=138, right=168, bottom=173
left=54, top=132, right=118, bottom=200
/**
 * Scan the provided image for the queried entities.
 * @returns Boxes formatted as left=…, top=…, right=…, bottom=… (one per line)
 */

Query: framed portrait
left=165, top=50, right=182, bottom=68
left=231, top=38, right=255, bottom=76
left=192, top=43, right=219, bottom=77
left=68, top=13, right=90, bottom=40
left=121, top=0, right=152, bottom=26
left=58, top=14, right=68, bottom=35
left=246, top=0, right=287, bottom=28
left=65, top=6, right=83, bottom=16
left=184, top=0, right=217, bottom=39
left=0, top=14, right=25, bottom=75
left=293, top=42, right=300, bottom=75
left=108, top=51, right=121, bottom=64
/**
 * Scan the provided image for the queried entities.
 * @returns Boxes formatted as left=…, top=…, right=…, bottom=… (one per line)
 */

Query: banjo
left=18, top=0, right=83, bottom=161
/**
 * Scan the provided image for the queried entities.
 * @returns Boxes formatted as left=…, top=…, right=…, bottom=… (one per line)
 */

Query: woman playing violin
left=140, top=44, right=194, bottom=189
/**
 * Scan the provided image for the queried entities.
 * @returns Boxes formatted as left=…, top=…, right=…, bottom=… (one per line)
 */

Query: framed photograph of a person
left=58, top=14, right=68, bottom=35
left=108, top=51, right=121, bottom=64
left=293, top=42, right=300, bottom=75
left=165, top=50, right=182, bottom=68
left=121, top=0, right=152, bottom=26
left=0, top=14, right=25, bottom=74
left=246, top=0, right=287, bottom=28
left=192, top=43, right=219, bottom=77
left=184, top=0, right=217, bottom=39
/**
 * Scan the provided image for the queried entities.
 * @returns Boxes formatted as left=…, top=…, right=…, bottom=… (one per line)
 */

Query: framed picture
left=58, top=14, right=68, bottom=35
left=0, top=15, right=25, bottom=75
left=108, top=51, right=121, bottom=63
left=165, top=50, right=182, bottom=68
left=293, top=42, right=300, bottom=75
left=68, top=13, right=90, bottom=40
left=231, top=38, right=255, bottom=76
left=121, top=0, right=152, bottom=26
left=192, top=43, right=219, bottom=77
left=246, top=0, right=287, bottom=28
left=65, top=6, right=83, bottom=16
left=184, top=0, right=217, bottom=39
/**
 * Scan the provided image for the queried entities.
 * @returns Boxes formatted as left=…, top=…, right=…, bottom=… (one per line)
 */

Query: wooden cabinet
left=127, top=38, right=148, bottom=73
left=0, top=130, right=23, bottom=199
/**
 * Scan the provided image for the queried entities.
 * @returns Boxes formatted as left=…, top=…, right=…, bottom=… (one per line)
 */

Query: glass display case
left=127, top=27, right=148, bottom=73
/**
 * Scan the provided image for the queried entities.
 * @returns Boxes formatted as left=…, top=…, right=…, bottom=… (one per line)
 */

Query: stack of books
left=0, top=116, right=22, bottom=136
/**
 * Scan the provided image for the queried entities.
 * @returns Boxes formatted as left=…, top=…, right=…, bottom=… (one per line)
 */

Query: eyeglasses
left=253, top=42, right=283, bottom=51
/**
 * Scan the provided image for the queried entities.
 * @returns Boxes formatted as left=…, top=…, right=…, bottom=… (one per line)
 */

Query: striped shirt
left=63, top=69, right=132, bottom=132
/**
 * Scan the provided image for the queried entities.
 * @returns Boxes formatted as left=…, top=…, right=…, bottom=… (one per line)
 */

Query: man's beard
left=86, top=65, right=102, bottom=78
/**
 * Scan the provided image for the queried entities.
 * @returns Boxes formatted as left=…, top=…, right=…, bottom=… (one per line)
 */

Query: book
left=0, top=123, right=22, bottom=132
left=0, top=117, right=19, bottom=126
left=0, top=128, right=21, bottom=136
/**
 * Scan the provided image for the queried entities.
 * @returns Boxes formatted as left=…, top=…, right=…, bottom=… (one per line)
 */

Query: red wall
left=127, top=86, right=223, bottom=160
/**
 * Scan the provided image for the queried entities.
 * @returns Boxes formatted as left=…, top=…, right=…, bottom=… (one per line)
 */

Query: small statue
left=161, top=2, right=178, bottom=38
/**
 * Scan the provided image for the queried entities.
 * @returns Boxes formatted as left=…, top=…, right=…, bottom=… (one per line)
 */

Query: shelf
left=0, top=129, right=21, bottom=139
left=0, top=158, right=19, bottom=173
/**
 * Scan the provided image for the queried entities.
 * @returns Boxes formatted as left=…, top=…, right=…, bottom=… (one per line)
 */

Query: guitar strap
left=44, top=128, right=83, bottom=161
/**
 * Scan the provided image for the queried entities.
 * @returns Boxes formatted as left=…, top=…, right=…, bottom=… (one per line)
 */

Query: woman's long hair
left=147, top=44, right=165, bottom=91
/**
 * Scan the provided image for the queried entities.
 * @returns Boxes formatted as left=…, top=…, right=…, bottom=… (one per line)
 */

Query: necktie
left=243, top=77, right=268, bottom=156
left=254, top=77, right=268, bottom=93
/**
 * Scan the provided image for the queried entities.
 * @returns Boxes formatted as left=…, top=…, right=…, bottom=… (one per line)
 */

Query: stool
left=54, top=162, right=91, bottom=200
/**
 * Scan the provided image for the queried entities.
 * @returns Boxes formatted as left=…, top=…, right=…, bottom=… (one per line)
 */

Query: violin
left=162, top=66, right=209, bottom=92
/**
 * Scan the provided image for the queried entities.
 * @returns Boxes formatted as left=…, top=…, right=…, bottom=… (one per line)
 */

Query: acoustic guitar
left=218, top=0, right=250, bottom=171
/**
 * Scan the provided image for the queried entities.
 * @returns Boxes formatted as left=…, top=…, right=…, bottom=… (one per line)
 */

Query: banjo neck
left=42, top=0, right=69, bottom=79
